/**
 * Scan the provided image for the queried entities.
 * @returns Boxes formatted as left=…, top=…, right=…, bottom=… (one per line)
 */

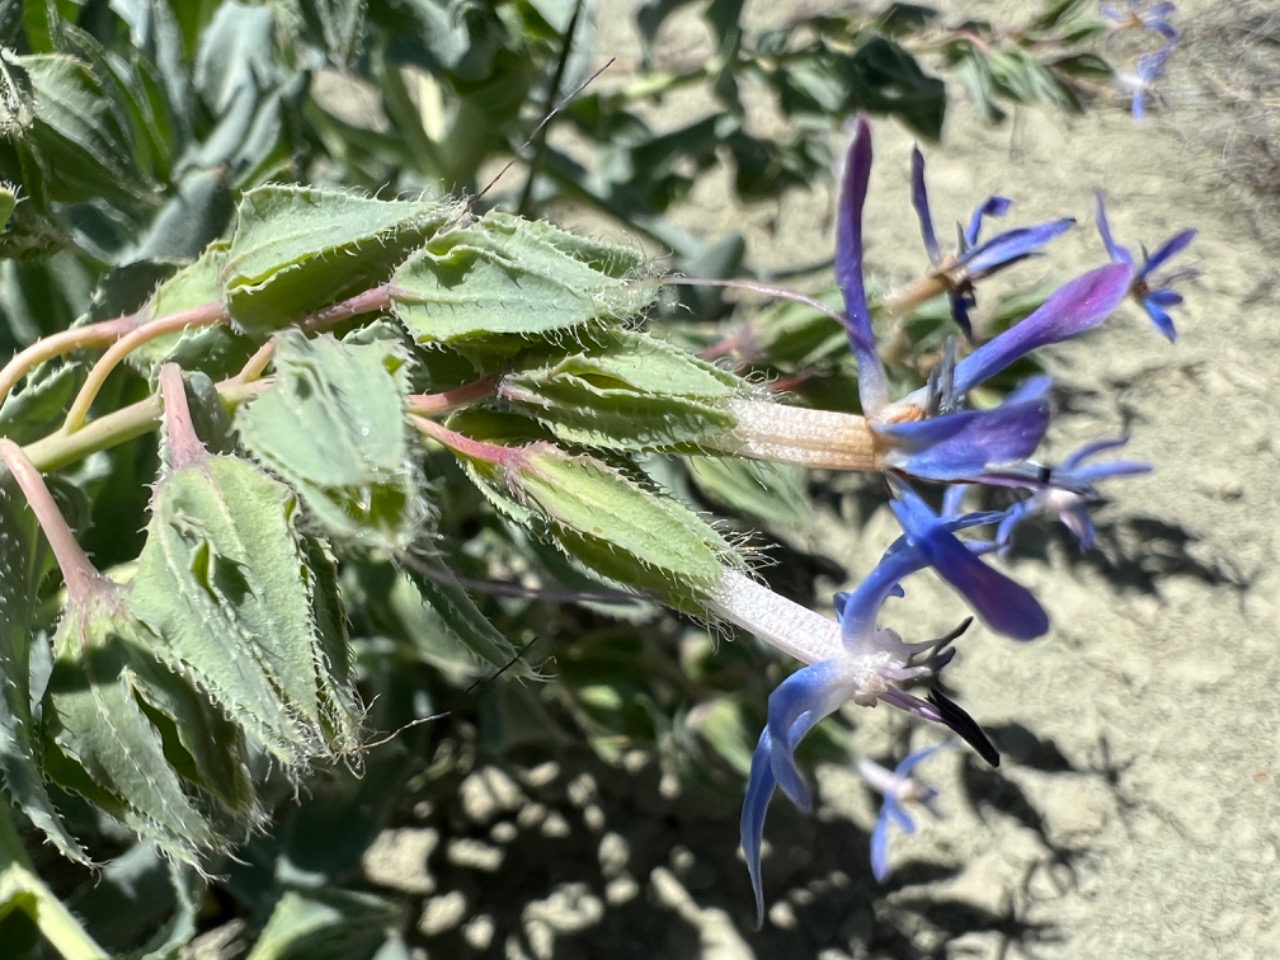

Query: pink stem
left=158, top=364, right=209, bottom=470
left=0, top=439, right=104, bottom=603
left=408, top=376, right=499, bottom=415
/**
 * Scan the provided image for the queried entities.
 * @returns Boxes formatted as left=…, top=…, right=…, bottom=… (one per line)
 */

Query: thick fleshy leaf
left=952, top=263, right=1134, bottom=395
left=130, top=456, right=361, bottom=765
left=223, top=184, right=458, bottom=335
left=236, top=330, right=429, bottom=550
left=499, top=329, right=745, bottom=450
left=393, top=211, right=655, bottom=346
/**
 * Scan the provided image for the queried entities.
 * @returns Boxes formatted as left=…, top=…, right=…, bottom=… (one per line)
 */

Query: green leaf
left=0, top=361, right=80, bottom=445
left=287, top=0, right=368, bottom=67
left=458, top=438, right=735, bottom=611
left=43, top=592, right=223, bottom=865
left=20, top=53, right=155, bottom=207
left=235, top=330, right=430, bottom=550
left=0, top=182, right=15, bottom=233
left=246, top=888, right=405, bottom=960
left=130, top=455, right=362, bottom=766
left=410, top=565, right=538, bottom=679
left=129, top=241, right=254, bottom=381
left=0, top=473, right=87, bottom=863
left=849, top=37, right=946, bottom=141
left=223, top=184, right=459, bottom=336
left=392, top=211, right=655, bottom=346
left=685, top=455, right=809, bottom=528
left=500, top=329, right=746, bottom=451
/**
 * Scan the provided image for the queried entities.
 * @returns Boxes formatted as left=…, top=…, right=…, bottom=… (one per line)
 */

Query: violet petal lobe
left=887, top=478, right=1049, bottom=641
left=956, top=218, right=1076, bottom=279
left=910, top=146, right=941, bottom=263
left=741, top=729, right=779, bottom=929
left=765, top=659, right=853, bottom=812
left=880, top=398, right=1052, bottom=482
left=952, top=263, right=1134, bottom=395
left=835, top=115, right=890, bottom=414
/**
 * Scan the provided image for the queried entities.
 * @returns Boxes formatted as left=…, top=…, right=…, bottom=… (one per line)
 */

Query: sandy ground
left=355, top=2, right=1279, bottom=958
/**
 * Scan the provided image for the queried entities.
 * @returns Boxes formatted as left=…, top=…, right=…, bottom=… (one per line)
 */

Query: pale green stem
left=0, top=803, right=108, bottom=959
left=23, top=378, right=270, bottom=474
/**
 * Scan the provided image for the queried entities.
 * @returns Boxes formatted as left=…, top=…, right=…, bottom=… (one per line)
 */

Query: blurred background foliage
left=0, top=0, right=1129, bottom=955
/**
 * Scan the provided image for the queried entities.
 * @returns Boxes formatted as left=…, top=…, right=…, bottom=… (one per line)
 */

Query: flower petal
left=952, top=263, right=1134, bottom=395
left=836, top=115, right=890, bottom=414
left=741, top=730, right=779, bottom=928
left=1144, top=227, right=1197, bottom=274
left=910, top=146, right=941, bottom=263
left=956, top=218, right=1075, bottom=278
left=870, top=808, right=893, bottom=882
left=887, top=479, right=1049, bottom=641
left=964, top=195, right=1013, bottom=248
left=880, top=399, right=1051, bottom=482
left=1094, top=191, right=1135, bottom=266
left=1142, top=296, right=1179, bottom=341
left=765, top=660, right=855, bottom=811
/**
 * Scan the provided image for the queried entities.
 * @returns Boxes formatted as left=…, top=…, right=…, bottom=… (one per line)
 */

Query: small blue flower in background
left=909, top=145, right=1075, bottom=340
left=1125, top=46, right=1174, bottom=121
left=1095, top=191, right=1197, bottom=341
left=857, top=743, right=951, bottom=882
left=1102, top=2, right=1179, bottom=120
left=1102, top=1, right=1179, bottom=43
left=997, top=437, right=1152, bottom=551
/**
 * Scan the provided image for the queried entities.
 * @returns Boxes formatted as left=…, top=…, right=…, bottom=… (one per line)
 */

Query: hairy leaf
left=43, top=591, right=224, bottom=865
left=393, top=211, right=655, bottom=345
left=0, top=473, right=86, bottom=862
left=457, top=435, right=734, bottom=611
left=236, top=331, right=429, bottom=550
left=130, top=455, right=361, bottom=766
left=223, top=184, right=459, bottom=336
left=500, top=328, right=747, bottom=451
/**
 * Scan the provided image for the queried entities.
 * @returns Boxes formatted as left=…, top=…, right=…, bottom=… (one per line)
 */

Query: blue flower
left=739, top=482, right=1039, bottom=925
left=997, top=437, right=1152, bottom=551
left=857, top=743, right=950, bottom=882
left=1103, top=2, right=1179, bottom=43
left=834, top=118, right=1134, bottom=489
left=909, top=146, right=1075, bottom=339
left=1095, top=191, right=1196, bottom=341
